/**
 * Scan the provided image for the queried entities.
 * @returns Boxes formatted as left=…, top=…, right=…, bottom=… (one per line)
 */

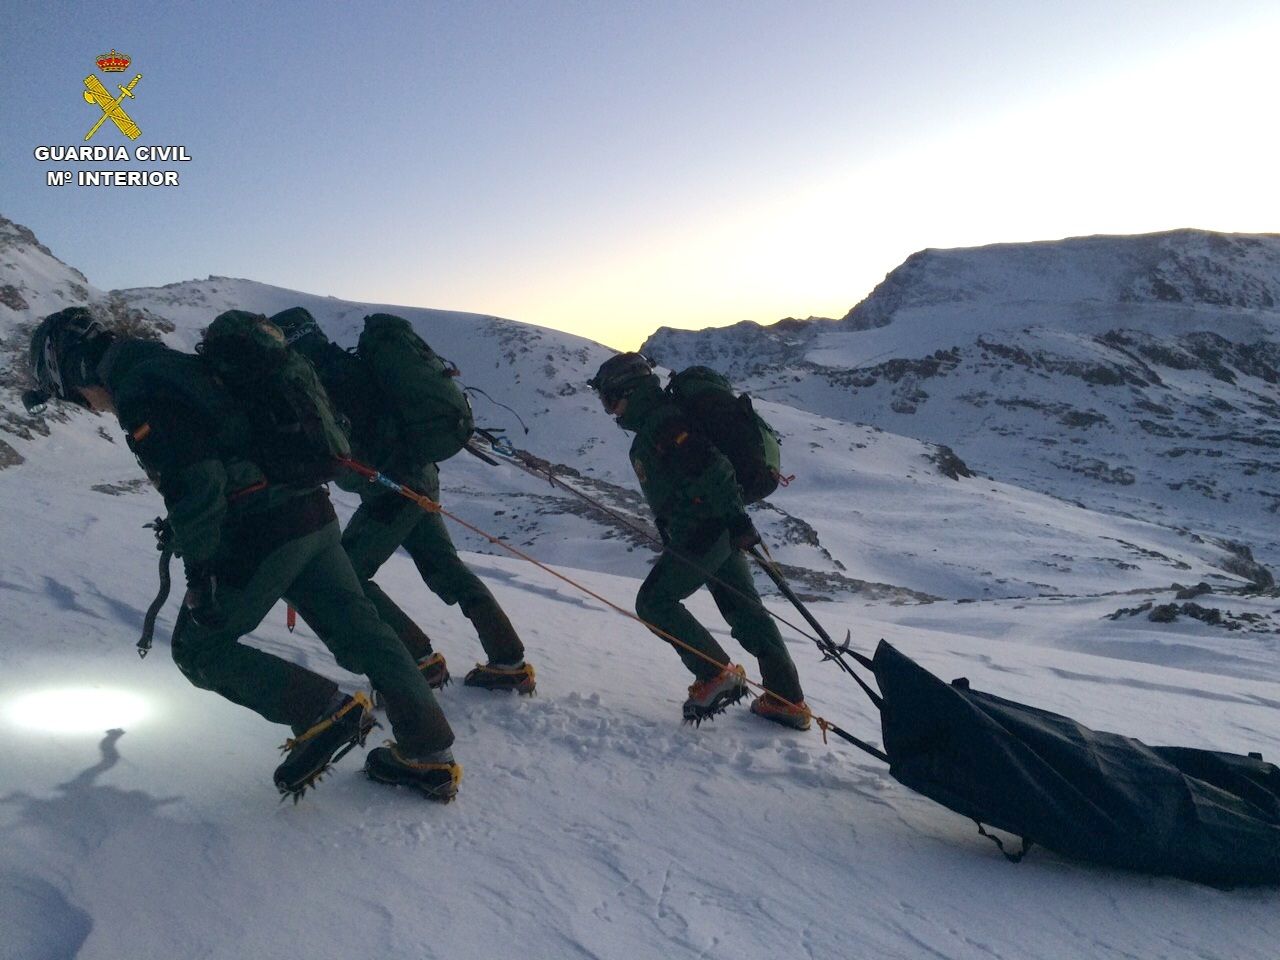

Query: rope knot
left=816, top=716, right=832, bottom=744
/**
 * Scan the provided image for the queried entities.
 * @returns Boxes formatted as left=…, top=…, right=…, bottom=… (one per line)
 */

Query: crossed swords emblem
left=83, top=72, right=143, bottom=141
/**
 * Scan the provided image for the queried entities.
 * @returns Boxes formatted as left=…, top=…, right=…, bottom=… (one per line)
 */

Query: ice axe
left=137, top=517, right=173, bottom=659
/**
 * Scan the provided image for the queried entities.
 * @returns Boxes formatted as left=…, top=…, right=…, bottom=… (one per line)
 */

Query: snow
left=2, top=219, right=1279, bottom=958
left=2, top=461, right=1278, bottom=959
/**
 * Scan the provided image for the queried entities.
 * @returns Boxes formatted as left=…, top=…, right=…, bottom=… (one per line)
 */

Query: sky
left=3, top=1, right=1279, bottom=351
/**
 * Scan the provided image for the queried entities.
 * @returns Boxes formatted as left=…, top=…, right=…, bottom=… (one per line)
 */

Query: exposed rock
left=0, top=284, right=28, bottom=312
left=927, top=444, right=973, bottom=480
left=1174, top=582, right=1213, bottom=600
left=0, top=437, right=22, bottom=468
left=1215, top=540, right=1275, bottom=589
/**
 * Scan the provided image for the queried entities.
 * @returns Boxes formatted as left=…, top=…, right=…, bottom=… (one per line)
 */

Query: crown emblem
left=96, top=49, right=131, bottom=73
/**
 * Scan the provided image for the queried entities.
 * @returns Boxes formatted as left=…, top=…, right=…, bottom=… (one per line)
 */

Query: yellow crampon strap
left=386, top=741, right=463, bottom=787
left=280, top=690, right=373, bottom=753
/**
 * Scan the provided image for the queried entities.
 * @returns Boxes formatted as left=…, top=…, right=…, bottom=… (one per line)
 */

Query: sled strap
left=976, top=822, right=1033, bottom=863
left=816, top=717, right=889, bottom=763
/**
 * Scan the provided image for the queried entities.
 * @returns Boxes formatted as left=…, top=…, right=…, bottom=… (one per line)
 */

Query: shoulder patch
left=632, top=458, right=647, bottom=483
left=130, top=422, right=152, bottom=442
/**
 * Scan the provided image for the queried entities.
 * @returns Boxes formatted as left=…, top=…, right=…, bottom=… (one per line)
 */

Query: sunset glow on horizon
left=5, top=2, right=1278, bottom=350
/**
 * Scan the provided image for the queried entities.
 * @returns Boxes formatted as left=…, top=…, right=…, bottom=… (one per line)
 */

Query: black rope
left=466, top=388, right=530, bottom=434
left=137, top=546, right=172, bottom=658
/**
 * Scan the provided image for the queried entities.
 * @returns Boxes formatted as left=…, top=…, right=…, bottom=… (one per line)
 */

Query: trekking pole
left=748, top=546, right=882, bottom=710
left=473, top=428, right=657, bottom=538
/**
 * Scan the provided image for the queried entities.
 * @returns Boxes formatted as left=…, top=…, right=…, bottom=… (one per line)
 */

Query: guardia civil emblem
left=83, top=50, right=143, bottom=141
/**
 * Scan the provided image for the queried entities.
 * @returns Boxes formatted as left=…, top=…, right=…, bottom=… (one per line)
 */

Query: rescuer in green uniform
left=271, top=307, right=535, bottom=695
left=588, top=353, right=809, bottom=728
left=26, top=308, right=462, bottom=801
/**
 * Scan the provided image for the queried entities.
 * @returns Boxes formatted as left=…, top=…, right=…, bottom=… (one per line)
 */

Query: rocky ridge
left=643, top=229, right=1280, bottom=573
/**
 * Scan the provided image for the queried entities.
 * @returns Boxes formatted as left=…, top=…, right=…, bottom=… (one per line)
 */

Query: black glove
left=146, top=516, right=174, bottom=553
left=727, top=514, right=761, bottom=551
left=183, top=563, right=227, bottom=629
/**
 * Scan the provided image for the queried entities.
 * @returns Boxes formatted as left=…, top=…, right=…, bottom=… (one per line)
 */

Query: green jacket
left=617, top=377, right=747, bottom=550
left=104, top=339, right=314, bottom=566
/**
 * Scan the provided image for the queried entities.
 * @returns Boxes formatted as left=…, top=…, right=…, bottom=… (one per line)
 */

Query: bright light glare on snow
left=4, top=687, right=151, bottom=734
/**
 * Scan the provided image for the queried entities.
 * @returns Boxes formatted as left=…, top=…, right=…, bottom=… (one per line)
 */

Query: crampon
left=364, top=742, right=462, bottom=803
left=681, top=664, right=748, bottom=726
left=274, top=691, right=377, bottom=803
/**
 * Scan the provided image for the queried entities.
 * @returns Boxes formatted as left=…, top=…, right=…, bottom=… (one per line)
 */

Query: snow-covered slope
left=3, top=217, right=1279, bottom=958
left=643, top=230, right=1280, bottom=577
left=4, top=215, right=1261, bottom=601
left=2, top=436, right=1278, bottom=960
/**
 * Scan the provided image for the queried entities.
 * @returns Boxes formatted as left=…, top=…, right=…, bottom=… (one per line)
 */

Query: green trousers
left=635, top=532, right=804, bottom=702
left=341, top=470, right=524, bottom=666
left=172, top=518, right=454, bottom=755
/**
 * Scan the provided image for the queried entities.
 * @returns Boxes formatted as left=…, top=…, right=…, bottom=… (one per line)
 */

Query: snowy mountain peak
left=644, top=230, right=1280, bottom=368
left=0, top=215, right=95, bottom=324
left=642, top=230, right=1280, bottom=574
left=845, top=229, right=1280, bottom=329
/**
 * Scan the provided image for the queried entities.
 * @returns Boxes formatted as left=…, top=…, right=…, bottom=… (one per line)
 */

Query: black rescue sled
left=871, top=640, right=1280, bottom=887
left=748, top=548, right=1280, bottom=886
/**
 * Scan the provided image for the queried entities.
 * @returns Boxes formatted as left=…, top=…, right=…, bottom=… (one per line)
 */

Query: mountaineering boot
left=371, top=652, right=450, bottom=709
left=364, top=743, right=462, bottom=802
left=749, top=693, right=812, bottom=731
left=274, top=691, right=375, bottom=801
left=463, top=660, right=536, bottom=695
left=682, top=663, right=748, bottom=725
left=417, top=651, right=451, bottom=689
left=462, top=598, right=526, bottom=666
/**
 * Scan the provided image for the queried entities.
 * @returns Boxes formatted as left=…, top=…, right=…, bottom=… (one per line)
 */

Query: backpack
left=666, top=366, right=782, bottom=504
left=356, top=313, right=474, bottom=464
left=198, top=311, right=351, bottom=486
